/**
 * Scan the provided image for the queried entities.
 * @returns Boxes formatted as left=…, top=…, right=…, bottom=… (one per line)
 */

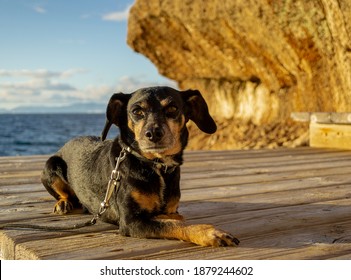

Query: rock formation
left=127, top=0, right=351, bottom=150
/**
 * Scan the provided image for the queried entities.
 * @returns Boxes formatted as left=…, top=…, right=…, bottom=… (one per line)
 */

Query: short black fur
left=41, top=86, right=239, bottom=247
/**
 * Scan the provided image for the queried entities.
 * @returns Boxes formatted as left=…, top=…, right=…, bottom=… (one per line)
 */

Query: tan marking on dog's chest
left=131, top=190, right=161, bottom=213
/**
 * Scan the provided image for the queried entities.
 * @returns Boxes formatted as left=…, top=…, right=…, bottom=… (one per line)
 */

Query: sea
left=0, top=114, right=119, bottom=156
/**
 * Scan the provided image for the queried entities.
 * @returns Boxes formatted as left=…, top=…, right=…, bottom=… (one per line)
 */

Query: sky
left=0, top=0, right=175, bottom=111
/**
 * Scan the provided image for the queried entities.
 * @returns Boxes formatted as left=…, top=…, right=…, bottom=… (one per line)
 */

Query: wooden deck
left=1, top=147, right=351, bottom=260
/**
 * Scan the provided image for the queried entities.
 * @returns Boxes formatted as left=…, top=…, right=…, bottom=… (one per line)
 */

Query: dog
left=41, top=86, right=239, bottom=247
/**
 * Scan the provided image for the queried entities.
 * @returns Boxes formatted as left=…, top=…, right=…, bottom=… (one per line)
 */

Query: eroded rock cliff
left=127, top=0, right=351, bottom=150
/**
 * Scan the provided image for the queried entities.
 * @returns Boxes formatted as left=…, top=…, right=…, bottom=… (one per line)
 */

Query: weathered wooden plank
left=130, top=204, right=351, bottom=260
left=329, top=253, right=351, bottom=260
left=204, top=198, right=351, bottom=235
left=0, top=223, right=118, bottom=260
left=181, top=156, right=351, bottom=181
left=310, top=123, right=351, bottom=150
left=291, top=112, right=351, bottom=124
left=2, top=148, right=351, bottom=260
left=184, top=147, right=348, bottom=162
left=2, top=149, right=349, bottom=192
left=246, top=221, right=351, bottom=260
left=1, top=178, right=349, bottom=229
left=291, top=112, right=311, bottom=122
left=0, top=191, right=50, bottom=209
left=180, top=165, right=351, bottom=194
left=0, top=170, right=41, bottom=179
left=311, top=112, right=351, bottom=124
left=0, top=176, right=41, bottom=186
left=4, top=166, right=344, bottom=213
left=17, top=233, right=189, bottom=260
left=180, top=183, right=351, bottom=216
left=0, top=147, right=346, bottom=166
left=184, top=149, right=351, bottom=165
left=80, top=198, right=351, bottom=259
left=2, top=175, right=349, bottom=248
left=2, top=190, right=351, bottom=260
left=182, top=149, right=351, bottom=172
left=2, top=176, right=348, bottom=223
left=0, top=184, right=44, bottom=194
left=0, top=147, right=348, bottom=177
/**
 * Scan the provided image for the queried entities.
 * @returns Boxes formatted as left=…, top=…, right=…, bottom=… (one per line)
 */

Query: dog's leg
left=120, top=217, right=239, bottom=247
left=157, top=199, right=238, bottom=246
left=158, top=221, right=240, bottom=247
left=123, top=189, right=238, bottom=246
left=41, top=156, right=78, bottom=214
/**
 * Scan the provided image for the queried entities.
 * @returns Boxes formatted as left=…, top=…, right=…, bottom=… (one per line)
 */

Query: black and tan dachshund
left=41, top=86, right=239, bottom=247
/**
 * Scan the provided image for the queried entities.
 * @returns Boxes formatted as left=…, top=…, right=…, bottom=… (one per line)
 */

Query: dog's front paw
left=210, top=228, right=240, bottom=247
left=53, top=199, right=73, bottom=214
left=187, top=224, right=240, bottom=247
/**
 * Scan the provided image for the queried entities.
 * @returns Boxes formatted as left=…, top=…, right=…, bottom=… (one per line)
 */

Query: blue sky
left=0, top=0, right=175, bottom=111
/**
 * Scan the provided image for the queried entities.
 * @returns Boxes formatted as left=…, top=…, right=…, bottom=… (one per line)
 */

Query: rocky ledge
left=127, top=0, right=351, bottom=150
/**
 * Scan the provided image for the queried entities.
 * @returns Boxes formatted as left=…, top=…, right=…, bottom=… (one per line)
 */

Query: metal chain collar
left=89, top=147, right=130, bottom=225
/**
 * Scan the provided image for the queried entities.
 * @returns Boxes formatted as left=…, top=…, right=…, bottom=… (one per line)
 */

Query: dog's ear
left=101, top=93, right=131, bottom=141
left=181, top=89, right=217, bottom=134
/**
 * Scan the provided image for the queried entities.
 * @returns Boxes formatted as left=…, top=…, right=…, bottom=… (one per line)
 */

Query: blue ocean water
left=0, top=114, right=119, bottom=156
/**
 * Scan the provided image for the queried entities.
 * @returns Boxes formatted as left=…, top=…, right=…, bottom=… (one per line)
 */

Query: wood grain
left=310, top=123, right=351, bottom=149
left=1, top=148, right=351, bottom=259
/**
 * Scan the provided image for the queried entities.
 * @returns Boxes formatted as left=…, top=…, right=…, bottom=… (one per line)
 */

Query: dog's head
left=101, top=86, right=216, bottom=160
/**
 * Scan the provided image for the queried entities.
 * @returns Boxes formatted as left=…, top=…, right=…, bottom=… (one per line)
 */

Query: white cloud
left=0, top=69, right=57, bottom=78
left=102, top=5, right=132, bottom=22
left=114, top=76, right=177, bottom=93
left=34, top=6, right=46, bottom=14
left=0, top=68, right=84, bottom=109
left=0, top=79, right=75, bottom=91
left=61, top=69, right=88, bottom=78
left=0, top=68, right=87, bottom=79
left=0, top=69, right=176, bottom=111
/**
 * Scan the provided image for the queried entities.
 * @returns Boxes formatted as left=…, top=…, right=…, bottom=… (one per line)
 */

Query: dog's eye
left=165, top=106, right=179, bottom=118
left=132, top=107, right=144, bottom=118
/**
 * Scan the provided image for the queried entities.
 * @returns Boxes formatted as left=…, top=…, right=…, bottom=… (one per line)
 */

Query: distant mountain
left=1, top=102, right=106, bottom=114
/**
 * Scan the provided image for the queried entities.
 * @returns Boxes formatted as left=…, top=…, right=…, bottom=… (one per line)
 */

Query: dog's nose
left=145, top=126, right=164, bottom=143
